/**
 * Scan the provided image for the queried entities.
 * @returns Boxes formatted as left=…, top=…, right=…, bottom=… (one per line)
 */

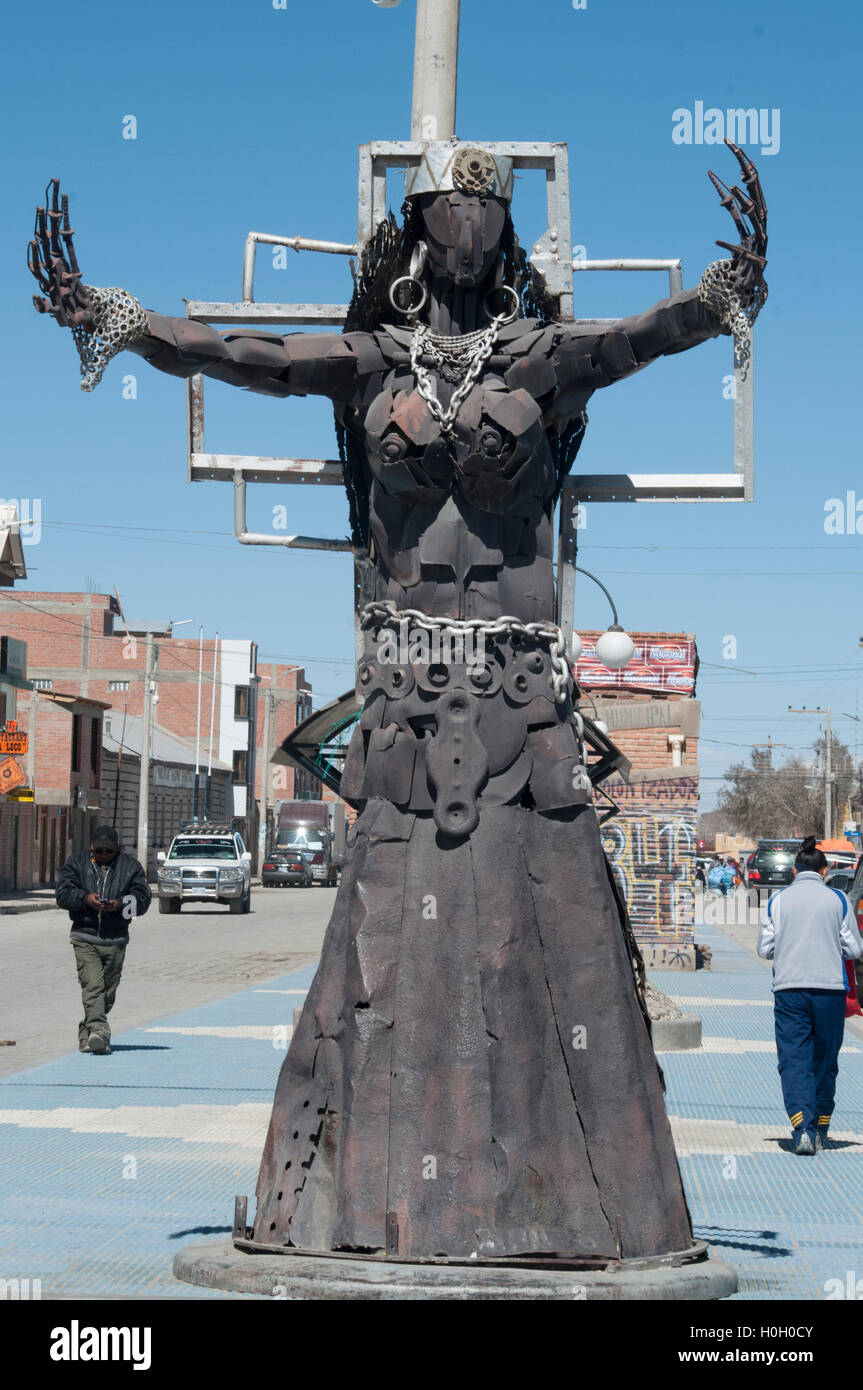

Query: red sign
left=0, top=756, right=27, bottom=793
left=576, top=637, right=697, bottom=695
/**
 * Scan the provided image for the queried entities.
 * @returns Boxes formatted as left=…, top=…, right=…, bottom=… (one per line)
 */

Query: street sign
left=0, top=756, right=27, bottom=794
left=0, top=721, right=28, bottom=756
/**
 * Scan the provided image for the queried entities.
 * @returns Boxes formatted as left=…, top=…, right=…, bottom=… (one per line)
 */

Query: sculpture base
left=173, top=1239, right=737, bottom=1301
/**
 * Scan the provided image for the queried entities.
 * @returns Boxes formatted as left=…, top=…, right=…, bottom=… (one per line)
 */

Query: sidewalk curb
left=0, top=901, right=56, bottom=916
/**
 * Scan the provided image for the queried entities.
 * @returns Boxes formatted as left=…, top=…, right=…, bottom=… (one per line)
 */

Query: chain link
left=361, top=599, right=574, bottom=705
left=72, top=285, right=149, bottom=391
left=697, top=259, right=767, bottom=378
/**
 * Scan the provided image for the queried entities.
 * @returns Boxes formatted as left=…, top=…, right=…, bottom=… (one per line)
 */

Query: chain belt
left=360, top=600, right=574, bottom=706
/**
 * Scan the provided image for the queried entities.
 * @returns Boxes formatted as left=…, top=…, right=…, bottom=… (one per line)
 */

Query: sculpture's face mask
left=417, top=192, right=507, bottom=288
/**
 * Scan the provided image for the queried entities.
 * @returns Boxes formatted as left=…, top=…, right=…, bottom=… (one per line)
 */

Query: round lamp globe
left=596, top=626, right=635, bottom=670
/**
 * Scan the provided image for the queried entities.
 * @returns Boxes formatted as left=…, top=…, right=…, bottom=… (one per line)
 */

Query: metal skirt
left=251, top=800, right=693, bottom=1262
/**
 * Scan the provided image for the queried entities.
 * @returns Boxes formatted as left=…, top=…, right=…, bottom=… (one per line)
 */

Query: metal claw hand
left=707, top=140, right=768, bottom=295
left=27, top=178, right=93, bottom=328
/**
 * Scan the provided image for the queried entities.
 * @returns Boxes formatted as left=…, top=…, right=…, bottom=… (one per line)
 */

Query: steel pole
left=194, top=626, right=203, bottom=819
left=260, top=682, right=273, bottom=858
left=206, top=635, right=218, bottom=818
left=137, top=632, right=155, bottom=873
left=411, top=0, right=460, bottom=140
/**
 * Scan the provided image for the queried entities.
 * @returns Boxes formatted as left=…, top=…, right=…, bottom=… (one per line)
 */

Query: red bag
left=844, top=960, right=862, bottom=1018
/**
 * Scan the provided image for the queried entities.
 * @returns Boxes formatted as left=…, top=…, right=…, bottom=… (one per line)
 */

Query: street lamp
left=572, top=566, right=635, bottom=669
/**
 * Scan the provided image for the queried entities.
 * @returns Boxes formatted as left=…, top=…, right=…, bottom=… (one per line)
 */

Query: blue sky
left=3, top=0, right=861, bottom=808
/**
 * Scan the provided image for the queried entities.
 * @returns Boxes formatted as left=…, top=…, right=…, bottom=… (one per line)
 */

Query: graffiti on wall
left=601, top=777, right=697, bottom=946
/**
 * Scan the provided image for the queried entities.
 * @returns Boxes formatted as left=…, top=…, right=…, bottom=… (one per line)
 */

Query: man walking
left=758, top=836, right=863, bottom=1154
left=56, top=825, right=151, bottom=1055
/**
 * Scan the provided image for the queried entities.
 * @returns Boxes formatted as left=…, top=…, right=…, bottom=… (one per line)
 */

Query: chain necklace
left=409, top=316, right=503, bottom=433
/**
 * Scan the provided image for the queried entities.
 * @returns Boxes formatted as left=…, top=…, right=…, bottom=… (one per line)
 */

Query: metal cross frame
left=183, top=138, right=755, bottom=606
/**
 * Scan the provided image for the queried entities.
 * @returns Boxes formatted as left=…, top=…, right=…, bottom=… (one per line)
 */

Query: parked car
left=262, top=851, right=313, bottom=888
left=746, top=840, right=803, bottom=890
left=823, top=851, right=857, bottom=872
left=824, top=857, right=863, bottom=1004
left=744, top=851, right=757, bottom=885
left=156, top=824, right=252, bottom=914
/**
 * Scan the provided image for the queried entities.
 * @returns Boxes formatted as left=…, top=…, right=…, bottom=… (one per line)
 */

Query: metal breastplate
left=363, top=376, right=554, bottom=513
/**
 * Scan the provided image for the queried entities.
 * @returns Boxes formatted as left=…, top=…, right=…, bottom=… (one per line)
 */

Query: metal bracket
left=233, top=1195, right=249, bottom=1242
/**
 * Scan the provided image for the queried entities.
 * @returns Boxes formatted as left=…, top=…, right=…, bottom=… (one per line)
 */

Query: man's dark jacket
left=56, top=850, right=152, bottom=942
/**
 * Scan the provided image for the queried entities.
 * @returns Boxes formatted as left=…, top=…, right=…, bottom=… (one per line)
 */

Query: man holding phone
left=56, top=825, right=152, bottom=1055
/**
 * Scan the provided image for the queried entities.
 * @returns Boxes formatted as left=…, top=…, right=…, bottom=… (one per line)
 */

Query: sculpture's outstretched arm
left=29, top=178, right=360, bottom=400
left=126, top=314, right=358, bottom=401
left=550, top=141, right=768, bottom=396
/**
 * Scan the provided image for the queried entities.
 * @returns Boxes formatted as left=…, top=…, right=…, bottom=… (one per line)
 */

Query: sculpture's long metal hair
left=335, top=199, right=582, bottom=550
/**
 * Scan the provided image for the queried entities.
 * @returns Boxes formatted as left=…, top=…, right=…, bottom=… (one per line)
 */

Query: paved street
left=0, top=887, right=335, bottom=1076
left=2, top=897, right=863, bottom=1299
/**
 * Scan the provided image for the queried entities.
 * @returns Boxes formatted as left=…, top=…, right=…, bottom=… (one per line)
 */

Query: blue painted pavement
left=653, top=922, right=863, bottom=1301
left=1, top=925, right=860, bottom=1298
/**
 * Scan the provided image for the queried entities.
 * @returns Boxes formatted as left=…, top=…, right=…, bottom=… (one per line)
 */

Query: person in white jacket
left=758, top=836, right=863, bottom=1154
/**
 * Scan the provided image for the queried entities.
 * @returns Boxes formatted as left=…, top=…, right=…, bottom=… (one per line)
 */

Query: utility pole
left=205, top=633, right=218, bottom=819
left=137, top=632, right=158, bottom=873
left=194, top=625, right=203, bottom=820
left=788, top=706, right=833, bottom=838
left=753, top=737, right=786, bottom=769
left=826, top=706, right=833, bottom=838
left=260, top=685, right=273, bottom=858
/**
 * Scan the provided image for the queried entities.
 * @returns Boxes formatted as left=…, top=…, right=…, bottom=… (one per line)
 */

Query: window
left=232, top=750, right=248, bottom=784
left=71, top=714, right=82, bottom=772
left=234, top=685, right=250, bottom=719
left=109, top=680, right=130, bottom=692
left=90, top=717, right=100, bottom=777
left=0, top=692, right=6, bottom=726
left=168, top=837, right=238, bottom=861
left=32, top=678, right=53, bottom=691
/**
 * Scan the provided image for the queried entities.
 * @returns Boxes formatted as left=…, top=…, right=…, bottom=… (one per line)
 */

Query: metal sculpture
left=28, top=137, right=767, bottom=1265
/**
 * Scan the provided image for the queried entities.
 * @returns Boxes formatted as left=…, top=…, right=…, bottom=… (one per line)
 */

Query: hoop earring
left=484, top=283, right=520, bottom=326
left=388, top=275, right=428, bottom=317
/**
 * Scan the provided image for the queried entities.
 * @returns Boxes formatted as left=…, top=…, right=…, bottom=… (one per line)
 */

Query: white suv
left=157, top=826, right=252, bottom=914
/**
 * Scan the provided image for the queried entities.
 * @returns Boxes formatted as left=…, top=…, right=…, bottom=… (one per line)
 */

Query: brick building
left=577, top=630, right=700, bottom=971
left=0, top=591, right=311, bottom=867
left=6, top=686, right=110, bottom=887
left=0, top=508, right=32, bottom=888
